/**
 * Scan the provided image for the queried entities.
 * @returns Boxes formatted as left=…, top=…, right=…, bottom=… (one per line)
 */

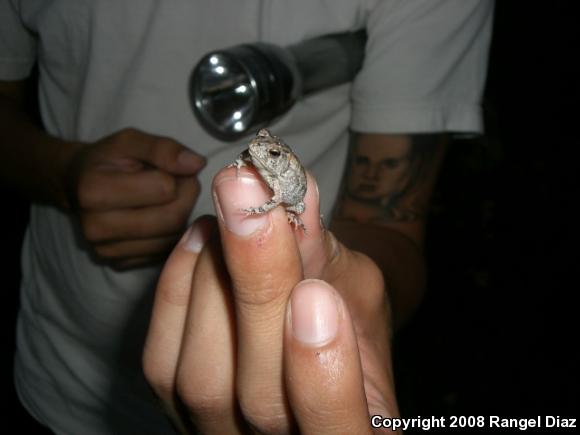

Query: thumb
left=144, top=136, right=206, bottom=175
left=292, top=171, right=334, bottom=278
left=284, top=279, right=373, bottom=435
left=107, top=128, right=207, bottom=175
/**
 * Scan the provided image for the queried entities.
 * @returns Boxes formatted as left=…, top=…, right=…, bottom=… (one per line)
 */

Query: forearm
left=0, top=91, right=79, bottom=208
left=332, top=132, right=447, bottom=329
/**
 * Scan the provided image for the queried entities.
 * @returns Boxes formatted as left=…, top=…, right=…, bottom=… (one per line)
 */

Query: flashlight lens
left=193, top=53, right=256, bottom=139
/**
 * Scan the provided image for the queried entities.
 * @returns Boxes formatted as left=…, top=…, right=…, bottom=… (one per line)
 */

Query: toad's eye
left=268, top=149, right=281, bottom=158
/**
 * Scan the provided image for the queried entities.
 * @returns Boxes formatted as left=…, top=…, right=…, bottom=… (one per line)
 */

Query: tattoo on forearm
left=336, top=134, right=444, bottom=224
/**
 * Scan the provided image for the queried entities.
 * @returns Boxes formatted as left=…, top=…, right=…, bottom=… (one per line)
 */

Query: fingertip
left=212, top=167, right=275, bottom=237
left=177, top=149, right=207, bottom=172
left=211, top=165, right=238, bottom=187
left=288, top=279, right=340, bottom=347
left=178, top=215, right=216, bottom=253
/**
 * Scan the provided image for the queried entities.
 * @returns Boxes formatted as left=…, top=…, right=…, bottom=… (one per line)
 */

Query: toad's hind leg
left=285, top=202, right=306, bottom=232
left=286, top=211, right=307, bottom=233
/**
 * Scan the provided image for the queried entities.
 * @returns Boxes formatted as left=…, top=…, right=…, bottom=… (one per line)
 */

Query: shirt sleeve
left=0, top=0, right=37, bottom=80
left=351, top=0, right=494, bottom=134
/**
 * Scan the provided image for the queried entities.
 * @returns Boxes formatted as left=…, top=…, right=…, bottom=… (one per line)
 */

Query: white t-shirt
left=0, top=1, right=493, bottom=433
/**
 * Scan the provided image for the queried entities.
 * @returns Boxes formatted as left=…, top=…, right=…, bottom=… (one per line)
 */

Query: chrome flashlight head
left=191, top=30, right=367, bottom=141
left=191, top=43, right=296, bottom=141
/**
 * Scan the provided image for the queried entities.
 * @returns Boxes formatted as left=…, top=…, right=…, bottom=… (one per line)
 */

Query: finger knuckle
left=356, top=252, right=385, bottom=297
left=76, top=175, right=105, bottom=209
left=78, top=189, right=104, bottom=210
left=176, top=384, right=229, bottom=421
left=93, top=244, right=114, bottom=259
left=154, top=173, right=178, bottom=199
left=153, top=136, right=177, bottom=148
left=118, top=127, right=140, bottom=140
left=238, top=392, right=289, bottom=434
left=143, top=362, right=174, bottom=403
left=238, top=385, right=290, bottom=434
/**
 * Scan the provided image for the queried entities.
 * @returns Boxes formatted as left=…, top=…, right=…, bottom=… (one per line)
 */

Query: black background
left=2, top=2, right=577, bottom=433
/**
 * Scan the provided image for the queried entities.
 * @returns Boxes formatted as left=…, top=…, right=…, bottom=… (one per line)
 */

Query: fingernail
left=178, top=149, right=206, bottom=170
left=290, top=280, right=339, bottom=346
left=213, top=174, right=271, bottom=236
left=179, top=223, right=207, bottom=253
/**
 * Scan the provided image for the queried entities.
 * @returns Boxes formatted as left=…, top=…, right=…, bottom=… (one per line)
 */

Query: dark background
left=395, top=2, right=578, bottom=433
left=2, top=2, right=577, bottom=433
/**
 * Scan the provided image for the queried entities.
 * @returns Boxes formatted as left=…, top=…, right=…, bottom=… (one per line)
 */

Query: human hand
left=143, top=167, right=400, bottom=434
left=65, top=128, right=206, bottom=269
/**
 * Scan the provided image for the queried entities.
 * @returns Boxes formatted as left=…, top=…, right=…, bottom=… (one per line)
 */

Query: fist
left=66, top=128, right=206, bottom=269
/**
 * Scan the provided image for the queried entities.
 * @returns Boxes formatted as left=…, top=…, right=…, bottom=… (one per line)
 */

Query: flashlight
left=191, top=29, right=367, bottom=141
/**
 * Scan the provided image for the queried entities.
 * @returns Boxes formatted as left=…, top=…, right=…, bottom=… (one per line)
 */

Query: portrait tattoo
left=337, top=134, right=443, bottom=224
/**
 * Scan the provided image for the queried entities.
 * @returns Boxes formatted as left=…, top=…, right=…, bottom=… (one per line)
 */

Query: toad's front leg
left=243, top=195, right=281, bottom=215
left=227, top=150, right=251, bottom=176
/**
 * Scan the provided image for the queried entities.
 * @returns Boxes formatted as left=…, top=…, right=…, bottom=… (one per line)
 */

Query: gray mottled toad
left=229, top=128, right=307, bottom=230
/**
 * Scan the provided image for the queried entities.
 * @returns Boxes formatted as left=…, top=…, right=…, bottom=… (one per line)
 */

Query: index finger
left=212, top=166, right=303, bottom=431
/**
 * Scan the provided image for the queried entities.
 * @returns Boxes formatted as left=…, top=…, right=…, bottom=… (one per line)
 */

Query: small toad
left=229, top=128, right=307, bottom=230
